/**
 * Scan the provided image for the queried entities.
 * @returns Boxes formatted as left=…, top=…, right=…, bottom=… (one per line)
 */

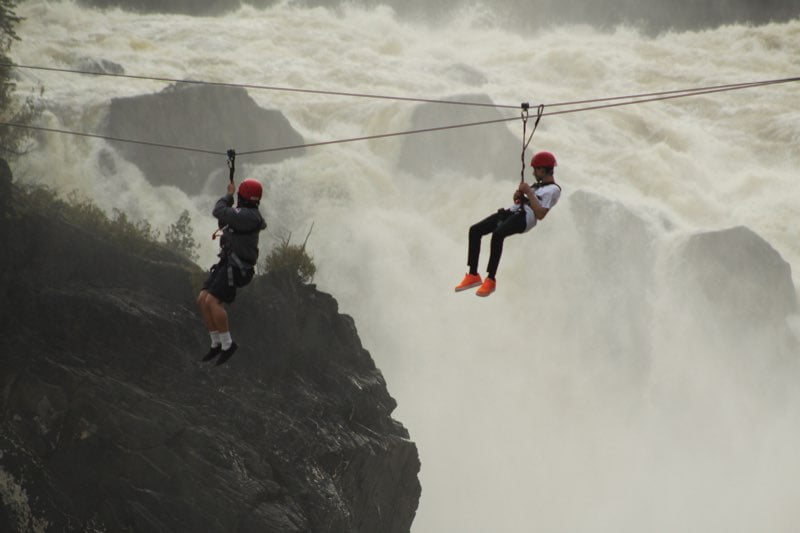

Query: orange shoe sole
left=455, top=280, right=483, bottom=292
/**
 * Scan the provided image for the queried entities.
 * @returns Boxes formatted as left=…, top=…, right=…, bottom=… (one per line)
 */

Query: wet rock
left=569, top=190, right=670, bottom=368
left=103, top=83, right=305, bottom=196
left=76, top=57, right=125, bottom=75
left=677, top=225, right=797, bottom=326
left=397, top=93, right=519, bottom=179
left=77, top=0, right=274, bottom=15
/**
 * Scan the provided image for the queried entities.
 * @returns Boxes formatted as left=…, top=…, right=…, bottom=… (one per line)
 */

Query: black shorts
left=202, top=256, right=254, bottom=304
left=202, top=259, right=237, bottom=303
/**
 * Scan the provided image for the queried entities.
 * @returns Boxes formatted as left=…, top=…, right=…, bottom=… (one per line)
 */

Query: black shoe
left=202, top=345, right=222, bottom=362
left=215, top=342, right=238, bottom=366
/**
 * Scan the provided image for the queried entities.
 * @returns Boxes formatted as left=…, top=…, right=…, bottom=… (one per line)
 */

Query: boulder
left=677, top=225, right=797, bottom=327
left=569, top=189, right=668, bottom=284
left=78, top=0, right=274, bottom=15
left=103, top=83, right=304, bottom=195
left=76, top=57, right=125, bottom=75
left=568, top=190, right=669, bottom=365
left=397, top=93, right=520, bottom=179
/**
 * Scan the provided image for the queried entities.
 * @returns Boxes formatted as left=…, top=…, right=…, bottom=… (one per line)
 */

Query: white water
left=12, top=1, right=800, bottom=531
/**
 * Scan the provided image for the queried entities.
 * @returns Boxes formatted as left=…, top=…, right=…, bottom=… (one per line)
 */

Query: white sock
left=220, top=331, right=233, bottom=350
left=209, top=331, right=221, bottom=347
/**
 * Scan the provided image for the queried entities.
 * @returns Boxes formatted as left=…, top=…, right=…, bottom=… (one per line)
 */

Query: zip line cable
left=238, top=77, right=799, bottom=156
left=0, top=122, right=222, bottom=155
left=4, top=62, right=799, bottom=111
left=0, top=116, right=520, bottom=156
left=1, top=62, right=518, bottom=110
left=1, top=73, right=798, bottom=156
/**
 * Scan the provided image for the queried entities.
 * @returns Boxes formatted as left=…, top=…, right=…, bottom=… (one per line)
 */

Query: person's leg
left=468, top=212, right=502, bottom=274
left=205, top=293, right=230, bottom=335
left=486, top=210, right=527, bottom=279
left=197, top=290, right=216, bottom=330
left=204, top=290, right=238, bottom=364
left=199, top=260, right=237, bottom=361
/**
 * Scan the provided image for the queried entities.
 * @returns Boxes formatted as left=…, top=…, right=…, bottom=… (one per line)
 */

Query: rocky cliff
left=0, top=162, right=420, bottom=532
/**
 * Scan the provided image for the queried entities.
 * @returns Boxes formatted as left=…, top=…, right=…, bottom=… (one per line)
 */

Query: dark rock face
left=397, top=93, right=520, bottom=180
left=78, top=0, right=274, bottom=15
left=78, top=0, right=800, bottom=32
left=76, top=57, right=125, bottom=75
left=0, top=166, right=420, bottom=532
left=677, top=225, right=797, bottom=326
left=103, top=84, right=305, bottom=196
left=0, top=158, right=11, bottom=213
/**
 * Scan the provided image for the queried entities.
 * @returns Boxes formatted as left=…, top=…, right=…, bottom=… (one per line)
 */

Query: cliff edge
left=0, top=161, right=421, bottom=532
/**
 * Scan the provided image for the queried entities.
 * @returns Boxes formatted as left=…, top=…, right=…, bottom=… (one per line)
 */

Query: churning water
left=11, top=1, right=800, bottom=531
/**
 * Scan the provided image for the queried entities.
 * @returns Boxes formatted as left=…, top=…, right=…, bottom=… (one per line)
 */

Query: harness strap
left=225, top=252, right=254, bottom=287
left=212, top=225, right=226, bottom=240
left=227, top=149, right=236, bottom=183
left=533, top=181, right=561, bottom=191
left=520, top=103, right=545, bottom=182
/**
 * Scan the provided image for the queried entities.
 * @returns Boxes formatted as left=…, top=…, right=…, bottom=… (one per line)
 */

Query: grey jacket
left=213, top=194, right=267, bottom=266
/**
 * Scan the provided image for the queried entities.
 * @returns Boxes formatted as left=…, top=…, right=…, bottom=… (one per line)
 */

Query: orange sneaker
left=476, top=278, right=496, bottom=297
left=455, top=273, right=483, bottom=292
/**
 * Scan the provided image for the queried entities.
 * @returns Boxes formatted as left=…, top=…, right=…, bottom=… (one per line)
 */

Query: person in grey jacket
left=197, top=178, right=267, bottom=365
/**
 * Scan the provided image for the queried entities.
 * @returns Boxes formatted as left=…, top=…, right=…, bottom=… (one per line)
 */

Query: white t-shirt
left=509, top=182, right=561, bottom=232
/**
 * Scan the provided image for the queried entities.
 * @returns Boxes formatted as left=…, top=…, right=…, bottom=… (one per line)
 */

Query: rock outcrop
left=78, top=0, right=800, bottom=32
left=78, top=0, right=274, bottom=15
left=103, top=84, right=305, bottom=196
left=0, top=161, right=420, bottom=532
left=567, top=191, right=799, bottom=365
left=676, top=225, right=797, bottom=327
left=568, top=190, right=671, bottom=368
left=397, top=93, right=519, bottom=179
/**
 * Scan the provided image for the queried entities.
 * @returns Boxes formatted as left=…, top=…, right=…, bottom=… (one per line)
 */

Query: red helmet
left=238, top=178, right=263, bottom=203
left=531, top=151, right=557, bottom=168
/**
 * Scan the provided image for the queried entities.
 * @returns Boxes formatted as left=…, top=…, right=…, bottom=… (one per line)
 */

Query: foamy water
left=11, top=1, right=800, bottom=531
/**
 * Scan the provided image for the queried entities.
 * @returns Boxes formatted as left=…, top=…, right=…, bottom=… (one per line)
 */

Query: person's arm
left=213, top=181, right=265, bottom=232
left=212, top=193, right=234, bottom=220
left=518, top=183, right=550, bottom=220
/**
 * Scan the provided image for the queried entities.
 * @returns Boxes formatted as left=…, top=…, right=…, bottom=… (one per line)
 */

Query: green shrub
left=15, top=185, right=200, bottom=261
left=264, top=227, right=316, bottom=284
left=165, top=209, right=199, bottom=262
left=1, top=0, right=41, bottom=157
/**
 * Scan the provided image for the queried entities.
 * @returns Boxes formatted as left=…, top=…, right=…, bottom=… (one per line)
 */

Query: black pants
left=468, top=209, right=527, bottom=279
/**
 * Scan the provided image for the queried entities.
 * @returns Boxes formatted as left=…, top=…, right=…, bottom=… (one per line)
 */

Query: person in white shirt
left=455, top=151, right=562, bottom=297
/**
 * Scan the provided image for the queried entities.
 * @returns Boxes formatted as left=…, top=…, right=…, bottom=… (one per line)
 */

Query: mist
left=10, top=1, right=800, bottom=531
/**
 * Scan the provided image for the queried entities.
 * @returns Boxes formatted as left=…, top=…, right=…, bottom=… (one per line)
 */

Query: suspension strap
left=519, top=103, right=545, bottom=182
left=227, top=148, right=236, bottom=183
left=212, top=149, right=237, bottom=240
